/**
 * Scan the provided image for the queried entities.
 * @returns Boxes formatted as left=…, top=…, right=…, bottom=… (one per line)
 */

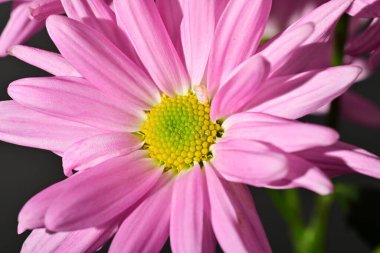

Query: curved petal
left=0, top=2, right=43, bottom=56
left=46, top=15, right=160, bottom=109
left=296, top=141, right=380, bottom=179
left=21, top=226, right=116, bottom=253
left=114, top=0, right=189, bottom=96
left=8, top=76, right=144, bottom=132
left=223, top=112, right=339, bottom=152
left=211, top=139, right=288, bottom=186
left=45, top=152, right=163, bottom=231
left=171, top=165, right=215, bottom=253
left=8, top=45, right=80, bottom=77
left=205, top=163, right=271, bottom=253
left=63, top=132, right=143, bottom=176
left=249, top=66, right=361, bottom=119
left=210, top=56, right=269, bottom=120
left=341, top=92, right=380, bottom=128
left=181, top=0, right=216, bottom=85
left=0, top=101, right=103, bottom=153
left=29, top=0, right=65, bottom=21
left=207, top=0, right=272, bottom=95
left=109, top=174, right=174, bottom=253
left=347, top=19, right=380, bottom=56
left=347, top=0, right=380, bottom=17
left=265, top=154, right=333, bottom=195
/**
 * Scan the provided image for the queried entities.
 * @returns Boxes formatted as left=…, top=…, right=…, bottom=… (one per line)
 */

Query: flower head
left=1, top=0, right=380, bottom=252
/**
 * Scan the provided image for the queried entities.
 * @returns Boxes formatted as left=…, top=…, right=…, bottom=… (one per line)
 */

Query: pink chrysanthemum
left=1, top=0, right=380, bottom=252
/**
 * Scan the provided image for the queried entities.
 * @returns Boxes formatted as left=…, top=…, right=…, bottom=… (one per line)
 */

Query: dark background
left=1, top=3, right=380, bottom=253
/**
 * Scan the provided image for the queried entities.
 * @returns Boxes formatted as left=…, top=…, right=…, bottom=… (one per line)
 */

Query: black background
left=1, top=3, right=380, bottom=252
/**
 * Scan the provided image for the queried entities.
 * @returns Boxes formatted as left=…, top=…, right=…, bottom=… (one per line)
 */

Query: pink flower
left=267, top=0, right=380, bottom=128
left=1, top=0, right=379, bottom=252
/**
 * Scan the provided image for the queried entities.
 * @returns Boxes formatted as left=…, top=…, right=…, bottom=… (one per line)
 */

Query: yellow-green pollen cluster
left=141, top=93, right=223, bottom=172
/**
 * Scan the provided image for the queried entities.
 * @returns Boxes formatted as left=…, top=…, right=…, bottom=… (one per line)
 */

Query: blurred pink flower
left=1, top=0, right=379, bottom=252
left=266, top=0, right=380, bottom=128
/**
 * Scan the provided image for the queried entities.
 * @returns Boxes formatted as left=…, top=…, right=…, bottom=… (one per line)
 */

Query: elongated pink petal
left=347, top=19, right=380, bottom=56
left=340, top=91, right=380, bottom=128
left=181, top=0, right=216, bottom=85
left=0, top=101, right=103, bottom=153
left=210, top=56, right=269, bottom=120
left=347, top=0, right=380, bottom=17
left=265, top=154, right=333, bottom=195
left=156, top=0, right=182, bottom=51
left=109, top=174, right=174, bottom=253
left=211, top=139, right=288, bottom=186
left=223, top=112, right=339, bottom=152
left=8, top=45, right=80, bottom=77
left=45, top=152, right=163, bottom=231
left=296, top=141, right=380, bottom=179
left=63, top=133, right=143, bottom=176
left=259, top=23, right=314, bottom=75
left=8, top=76, right=144, bottom=132
left=115, top=0, right=189, bottom=96
left=249, top=66, right=361, bottom=119
left=171, top=165, right=215, bottom=253
left=46, top=15, right=160, bottom=109
left=205, top=163, right=271, bottom=253
left=21, top=226, right=116, bottom=253
left=29, top=0, right=65, bottom=21
left=207, top=0, right=271, bottom=95
left=0, top=2, right=43, bottom=56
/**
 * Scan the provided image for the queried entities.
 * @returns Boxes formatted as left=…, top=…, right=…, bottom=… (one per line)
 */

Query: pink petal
left=210, top=56, right=269, bottom=120
left=63, top=132, right=143, bottom=176
left=114, top=0, right=189, bottom=96
left=296, top=141, right=380, bottom=179
left=207, top=0, right=271, bottom=95
left=341, top=91, right=380, bottom=128
left=0, top=101, right=103, bottom=153
left=45, top=152, right=163, bottom=231
left=46, top=15, right=160, bottom=109
left=347, top=0, right=380, bottom=17
left=29, top=0, right=65, bottom=21
left=0, top=2, right=43, bottom=56
left=249, top=66, right=361, bottom=119
left=156, top=0, right=183, bottom=52
left=8, top=76, right=144, bottom=132
left=211, top=139, right=288, bottom=186
left=171, top=165, right=216, bottom=253
left=181, top=0, right=216, bottom=85
left=8, top=45, right=80, bottom=77
left=21, top=226, right=116, bottom=253
left=346, top=19, right=380, bottom=56
left=109, top=174, right=174, bottom=253
left=205, top=163, right=271, bottom=253
left=259, top=23, right=314, bottom=75
left=265, top=154, right=333, bottom=195
left=223, top=112, right=339, bottom=152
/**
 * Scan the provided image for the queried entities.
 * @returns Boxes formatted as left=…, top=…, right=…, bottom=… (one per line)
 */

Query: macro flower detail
left=0, top=0, right=379, bottom=252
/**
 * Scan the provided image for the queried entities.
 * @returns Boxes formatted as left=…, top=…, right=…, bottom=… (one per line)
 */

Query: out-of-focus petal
left=171, top=165, right=215, bottom=253
left=8, top=45, right=80, bottom=77
left=210, top=56, right=269, bottom=121
left=46, top=15, right=160, bottom=109
left=223, top=112, right=339, bottom=152
left=211, top=139, right=288, bottom=186
left=114, top=0, right=189, bottom=96
left=109, top=174, right=174, bottom=253
left=249, top=66, right=361, bottom=119
left=207, top=0, right=271, bottom=96
left=205, top=163, right=271, bottom=253
left=63, top=133, right=143, bottom=176
left=45, top=152, right=163, bottom=231
left=29, top=0, right=65, bottom=21
left=346, top=19, right=380, bottom=56
left=347, top=0, right=380, bottom=17
left=8, top=77, right=145, bottom=132
left=0, top=101, right=103, bottom=154
left=181, top=0, right=216, bottom=85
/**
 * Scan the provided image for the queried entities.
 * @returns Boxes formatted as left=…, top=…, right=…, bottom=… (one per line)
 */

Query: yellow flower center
left=141, top=93, right=222, bottom=172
